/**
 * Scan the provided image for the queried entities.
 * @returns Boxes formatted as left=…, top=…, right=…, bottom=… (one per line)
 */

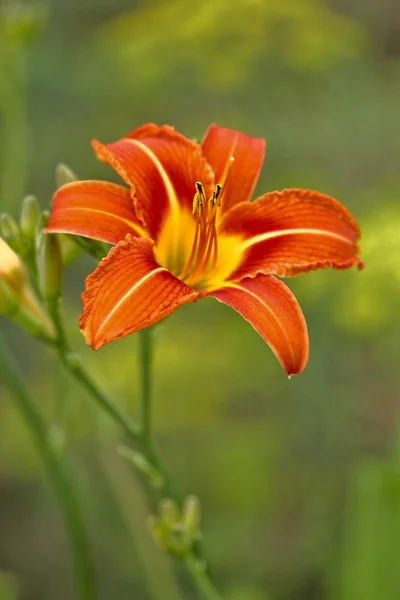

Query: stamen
left=192, top=183, right=204, bottom=221
left=178, top=219, right=201, bottom=281
left=219, top=157, right=235, bottom=205
left=211, top=184, right=222, bottom=207
left=178, top=160, right=235, bottom=287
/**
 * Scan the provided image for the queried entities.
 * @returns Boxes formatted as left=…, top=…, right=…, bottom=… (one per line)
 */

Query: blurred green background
left=1, top=0, right=400, bottom=599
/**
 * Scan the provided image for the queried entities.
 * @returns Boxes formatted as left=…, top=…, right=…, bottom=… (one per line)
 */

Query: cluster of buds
left=149, top=496, right=202, bottom=558
left=0, top=193, right=57, bottom=339
left=0, top=164, right=76, bottom=340
left=0, top=163, right=111, bottom=342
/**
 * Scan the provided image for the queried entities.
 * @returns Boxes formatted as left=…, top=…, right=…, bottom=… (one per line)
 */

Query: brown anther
left=210, top=184, right=222, bottom=208
left=195, top=182, right=206, bottom=203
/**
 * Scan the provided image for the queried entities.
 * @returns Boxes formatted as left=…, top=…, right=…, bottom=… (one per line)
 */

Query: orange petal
left=219, top=189, right=363, bottom=280
left=80, top=235, right=200, bottom=349
left=91, top=124, right=214, bottom=240
left=201, top=124, right=265, bottom=213
left=46, top=181, right=145, bottom=244
left=209, top=275, right=309, bottom=376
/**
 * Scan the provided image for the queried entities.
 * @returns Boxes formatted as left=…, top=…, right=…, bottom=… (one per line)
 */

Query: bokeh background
left=1, top=0, right=400, bottom=599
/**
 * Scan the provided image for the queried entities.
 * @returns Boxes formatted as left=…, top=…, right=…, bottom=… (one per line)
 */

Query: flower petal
left=219, top=189, right=363, bottom=280
left=46, top=181, right=145, bottom=245
left=209, top=275, right=309, bottom=376
left=201, top=124, right=265, bottom=213
left=80, top=235, right=200, bottom=349
left=91, top=123, right=214, bottom=240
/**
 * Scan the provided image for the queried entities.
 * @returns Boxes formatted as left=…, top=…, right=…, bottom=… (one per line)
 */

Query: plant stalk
left=0, top=336, right=97, bottom=600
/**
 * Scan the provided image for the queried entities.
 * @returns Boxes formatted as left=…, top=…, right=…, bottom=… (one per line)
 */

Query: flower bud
left=148, top=517, right=191, bottom=557
left=183, top=495, right=201, bottom=540
left=0, top=237, right=26, bottom=293
left=73, top=236, right=109, bottom=261
left=59, top=234, right=81, bottom=266
left=35, top=211, right=50, bottom=255
left=20, top=195, right=40, bottom=243
left=38, top=233, right=63, bottom=301
left=159, top=498, right=180, bottom=528
left=148, top=496, right=202, bottom=558
left=0, top=237, right=55, bottom=338
left=166, top=523, right=191, bottom=556
left=56, top=163, right=77, bottom=188
left=0, top=214, right=22, bottom=250
left=148, top=515, right=167, bottom=547
left=0, top=277, right=19, bottom=316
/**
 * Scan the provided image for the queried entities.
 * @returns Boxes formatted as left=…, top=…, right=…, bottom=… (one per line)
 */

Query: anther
left=211, top=184, right=222, bottom=208
left=193, top=182, right=207, bottom=220
left=192, top=192, right=203, bottom=220
left=195, top=182, right=206, bottom=203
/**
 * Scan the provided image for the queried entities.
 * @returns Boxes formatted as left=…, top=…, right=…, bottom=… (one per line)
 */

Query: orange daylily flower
left=46, top=123, right=363, bottom=376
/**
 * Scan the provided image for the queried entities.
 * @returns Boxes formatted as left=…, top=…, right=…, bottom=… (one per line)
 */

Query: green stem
left=184, top=554, right=223, bottom=600
left=46, top=298, right=141, bottom=442
left=139, top=328, right=153, bottom=438
left=65, top=353, right=141, bottom=439
left=136, top=327, right=222, bottom=600
left=0, top=336, right=97, bottom=600
left=45, top=295, right=221, bottom=599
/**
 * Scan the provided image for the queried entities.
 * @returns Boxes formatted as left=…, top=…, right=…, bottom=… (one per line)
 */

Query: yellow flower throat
left=155, top=157, right=241, bottom=291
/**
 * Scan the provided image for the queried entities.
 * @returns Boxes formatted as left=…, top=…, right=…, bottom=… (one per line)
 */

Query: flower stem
left=138, top=327, right=153, bottom=438
left=46, top=299, right=141, bottom=442
left=0, top=335, right=97, bottom=600
left=135, top=328, right=223, bottom=600
left=184, top=553, right=223, bottom=600
left=62, top=350, right=141, bottom=440
left=45, top=301, right=222, bottom=599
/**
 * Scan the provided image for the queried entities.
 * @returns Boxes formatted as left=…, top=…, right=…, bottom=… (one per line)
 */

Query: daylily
left=46, top=124, right=362, bottom=376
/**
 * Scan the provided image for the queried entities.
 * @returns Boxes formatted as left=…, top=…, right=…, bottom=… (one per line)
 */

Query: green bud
left=166, top=523, right=191, bottom=556
left=20, top=195, right=40, bottom=242
left=148, top=515, right=166, bottom=547
left=40, top=210, right=50, bottom=227
left=148, top=497, right=200, bottom=557
left=0, top=277, right=19, bottom=316
left=38, top=233, right=63, bottom=301
left=56, top=163, right=77, bottom=188
left=148, top=517, right=191, bottom=557
left=159, top=498, right=180, bottom=528
left=0, top=214, right=21, bottom=250
left=59, top=234, right=81, bottom=266
left=183, top=495, right=201, bottom=540
left=73, top=236, right=109, bottom=261
left=35, top=211, right=50, bottom=255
